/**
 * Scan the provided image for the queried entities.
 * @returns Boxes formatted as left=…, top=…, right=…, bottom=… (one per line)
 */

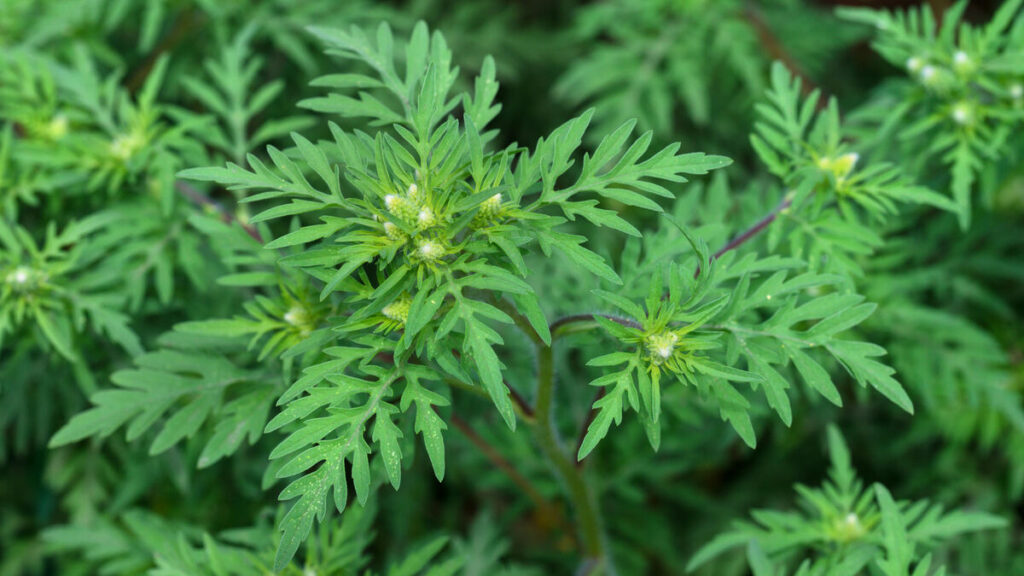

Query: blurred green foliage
left=1, top=1, right=1022, bottom=575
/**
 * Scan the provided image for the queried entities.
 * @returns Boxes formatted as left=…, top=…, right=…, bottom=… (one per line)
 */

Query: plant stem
left=711, top=194, right=793, bottom=262
left=743, top=2, right=820, bottom=103
left=175, top=180, right=263, bottom=242
left=535, top=342, right=613, bottom=574
left=551, top=313, right=643, bottom=337
left=443, top=375, right=535, bottom=423
left=448, top=413, right=550, bottom=510
left=126, top=9, right=200, bottom=92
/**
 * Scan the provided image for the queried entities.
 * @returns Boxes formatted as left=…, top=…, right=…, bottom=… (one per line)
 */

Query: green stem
left=534, top=342, right=613, bottom=574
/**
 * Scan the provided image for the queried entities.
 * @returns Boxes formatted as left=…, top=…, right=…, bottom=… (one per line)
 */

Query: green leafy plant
left=689, top=426, right=1006, bottom=575
left=840, top=0, right=1024, bottom=227
left=2, top=1, right=1022, bottom=575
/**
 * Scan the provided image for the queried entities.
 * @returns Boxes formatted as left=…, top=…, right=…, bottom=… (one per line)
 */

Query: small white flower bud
left=382, top=297, right=412, bottom=323
left=384, top=194, right=399, bottom=210
left=906, top=57, right=924, bottom=73
left=920, top=65, right=936, bottom=82
left=818, top=153, right=858, bottom=181
left=284, top=306, right=307, bottom=327
left=406, top=182, right=424, bottom=203
left=1010, top=84, right=1023, bottom=100
left=417, top=240, right=444, bottom=261
left=8, top=267, right=30, bottom=285
left=833, top=152, right=859, bottom=176
left=110, top=132, right=145, bottom=161
left=953, top=50, right=976, bottom=75
left=646, top=331, right=679, bottom=364
left=952, top=101, right=973, bottom=125
left=383, top=221, right=404, bottom=241
left=417, top=207, right=434, bottom=226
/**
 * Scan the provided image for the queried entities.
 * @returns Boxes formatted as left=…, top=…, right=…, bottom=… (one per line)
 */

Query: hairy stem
left=551, top=313, right=643, bottom=337
left=535, top=343, right=613, bottom=574
left=711, top=193, right=793, bottom=262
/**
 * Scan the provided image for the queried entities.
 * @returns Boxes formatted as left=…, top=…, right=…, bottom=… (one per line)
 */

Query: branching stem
left=575, top=192, right=793, bottom=460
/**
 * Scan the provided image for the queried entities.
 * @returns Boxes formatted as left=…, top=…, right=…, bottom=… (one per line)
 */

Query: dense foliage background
left=1, top=0, right=1023, bottom=575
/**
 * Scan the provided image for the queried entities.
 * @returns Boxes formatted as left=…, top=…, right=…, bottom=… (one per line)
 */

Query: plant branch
left=743, top=2, right=821, bottom=103
left=711, top=194, right=794, bottom=262
left=126, top=9, right=200, bottom=92
left=448, top=413, right=549, bottom=510
left=574, top=193, right=795, bottom=464
left=175, top=180, right=263, bottom=242
left=551, top=314, right=642, bottom=338
left=534, top=342, right=614, bottom=574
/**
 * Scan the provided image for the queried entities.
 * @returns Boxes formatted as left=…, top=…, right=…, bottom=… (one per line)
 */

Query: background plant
left=1, top=1, right=1022, bottom=575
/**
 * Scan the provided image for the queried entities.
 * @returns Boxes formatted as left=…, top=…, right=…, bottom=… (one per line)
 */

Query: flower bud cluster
left=817, top=152, right=859, bottom=192
left=414, top=238, right=448, bottom=263
left=829, top=512, right=867, bottom=543
left=4, top=266, right=42, bottom=293
left=645, top=331, right=679, bottom=366
left=951, top=100, right=976, bottom=126
left=34, top=114, right=68, bottom=141
left=283, top=305, right=315, bottom=336
left=952, top=50, right=974, bottom=76
left=110, top=130, right=147, bottom=162
left=382, top=182, right=442, bottom=238
left=382, top=295, right=412, bottom=325
left=907, top=56, right=955, bottom=92
left=471, top=192, right=504, bottom=227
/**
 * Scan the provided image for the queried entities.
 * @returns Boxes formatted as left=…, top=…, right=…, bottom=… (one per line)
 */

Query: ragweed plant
left=839, top=0, right=1024, bottom=227
left=554, top=0, right=862, bottom=147
left=688, top=427, right=1006, bottom=575
left=174, top=21, right=741, bottom=570
left=0, top=213, right=141, bottom=362
left=51, top=18, right=983, bottom=573
left=2, top=2, right=1021, bottom=576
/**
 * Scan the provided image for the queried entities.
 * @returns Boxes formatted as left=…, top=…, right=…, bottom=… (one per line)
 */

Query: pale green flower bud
left=645, top=331, right=679, bottom=365
left=951, top=101, right=974, bottom=126
left=416, top=239, right=445, bottom=261
left=382, top=297, right=412, bottom=324
left=952, top=50, right=974, bottom=75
